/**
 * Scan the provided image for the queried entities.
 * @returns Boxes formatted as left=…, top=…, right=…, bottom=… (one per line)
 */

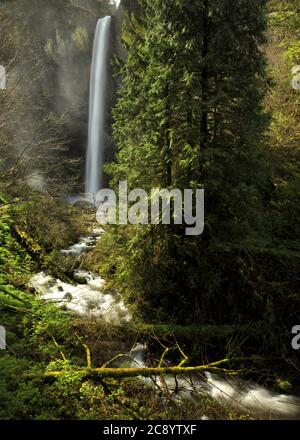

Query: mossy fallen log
left=44, top=358, right=235, bottom=380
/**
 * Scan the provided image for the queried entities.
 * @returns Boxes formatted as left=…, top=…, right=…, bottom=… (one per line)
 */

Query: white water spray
left=129, top=345, right=300, bottom=420
left=85, top=16, right=112, bottom=194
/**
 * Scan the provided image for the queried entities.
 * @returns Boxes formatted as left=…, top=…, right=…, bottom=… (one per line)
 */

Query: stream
left=30, top=228, right=131, bottom=324
left=29, top=228, right=300, bottom=420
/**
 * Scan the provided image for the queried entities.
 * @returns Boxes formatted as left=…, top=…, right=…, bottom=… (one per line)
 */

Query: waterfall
left=85, top=16, right=111, bottom=195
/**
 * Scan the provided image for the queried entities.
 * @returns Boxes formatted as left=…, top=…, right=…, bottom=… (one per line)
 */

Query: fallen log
left=44, top=358, right=237, bottom=380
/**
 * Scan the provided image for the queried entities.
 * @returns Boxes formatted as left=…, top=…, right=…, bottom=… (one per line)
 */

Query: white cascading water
left=85, top=16, right=111, bottom=195
left=129, top=345, right=300, bottom=420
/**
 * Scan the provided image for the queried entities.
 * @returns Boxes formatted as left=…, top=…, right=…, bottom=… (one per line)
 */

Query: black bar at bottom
left=0, top=421, right=299, bottom=439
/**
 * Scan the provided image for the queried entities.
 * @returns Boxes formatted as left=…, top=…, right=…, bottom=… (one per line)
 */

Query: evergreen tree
left=102, top=0, right=270, bottom=324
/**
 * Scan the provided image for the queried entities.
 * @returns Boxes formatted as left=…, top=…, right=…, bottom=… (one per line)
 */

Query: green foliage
left=0, top=205, right=34, bottom=299
left=265, top=0, right=300, bottom=248
left=101, top=0, right=272, bottom=324
left=0, top=354, right=46, bottom=420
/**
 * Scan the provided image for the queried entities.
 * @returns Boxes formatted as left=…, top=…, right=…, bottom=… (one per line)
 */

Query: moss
left=274, top=379, right=292, bottom=393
